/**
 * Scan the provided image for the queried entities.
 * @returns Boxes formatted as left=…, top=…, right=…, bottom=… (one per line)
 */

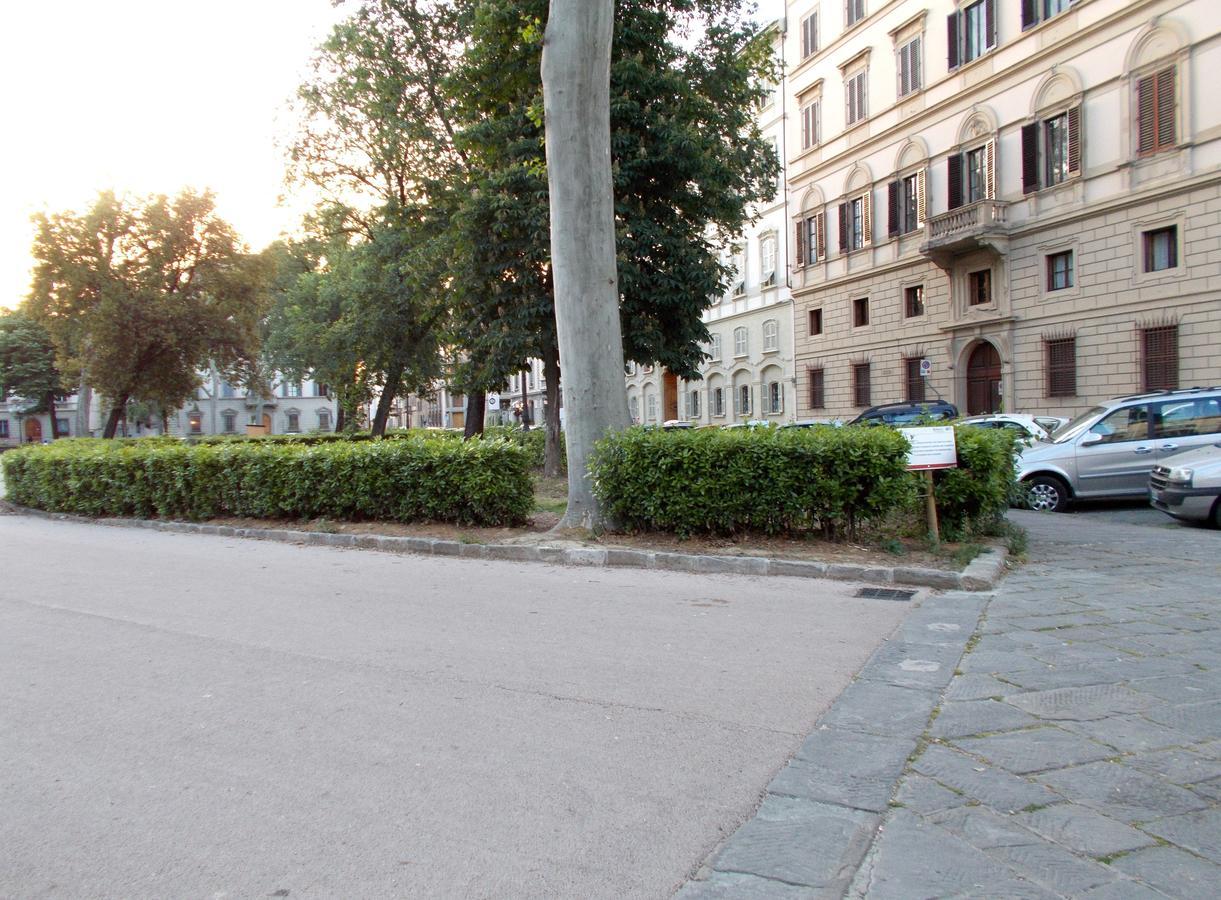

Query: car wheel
left=1025, top=475, right=1070, bottom=513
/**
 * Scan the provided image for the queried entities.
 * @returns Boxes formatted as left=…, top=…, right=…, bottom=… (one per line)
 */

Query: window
left=795, top=212, right=824, bottom=265
left=905, top=285, right=925, bottom=318
left=845, top=71, right=867, bottom=126
left=887, top=171, right=925, bottom=236
left=801, top=12, right=818, bottom=59
left=316, top=383, right=329, bottom=398
left=1022, top=109, right=1081, bottom=193
left=768, top=382, right=783, bottom=414
left=904, top=357, right=926, bottom=403
left=801, top=100, right=820, bottom=150
left=1090, top=405, right=1150, bottom=444
left=1154, top=398, right=1221, bottom=439
left=734, top=327, right=748, bottom=357
left=948, top=141, right=995, bottom=209
left=318, top=410, right=331, bottom=431
left=948, top=0, right=996, bottom=69
left=853, top=363, right=872, bottom=407
left=1045, top=337, right=1076, bottom=397
left=1136, top=67, right=1176, bottom=156
left=898, top=36, right=922, bottom=97
left=763, top=320, right=779, bottom=352
left=220, top=381, right=235, bottom=399
left=646, top=394, right=658, bottom=423
left=1047, top=251, right=1074, bottom=291
left=287, top=412, right=300, bottom=433
left=188, top=412, right=203, bottom=434
left=729, top=245, right=745, bottom=296
left=0, top=419, right=8, bottom=439
left=846, top=0, right=865, bottom=28
left=630, top=396, right=640, bottom=421
left=838, top=193, right=872, bottom=252
left=690, top=390, right=701, bottom=419
left=1141, top=325, right=1179, bottom=391
left=222, top=411, right=237, bottom=433
left=285, top=381, right=302, bottom=398
left=808, top=368, right=826, bottom=409
left=1023, top=0, right=1072, bottom=29
left=710, top=334, right=723, bottom=361
left=809, top=309, right=824, bottom=335
left=853, top=297, right=869, bottom=327
left=1143, top=226, right=1178, bottom=272
left=760, top=235, right=777, bottom=286
left=737, top=384, right=751, bottom=416
left=969, top=269, right=992, bottom=306
left=713, top=387, right=725, bottom=417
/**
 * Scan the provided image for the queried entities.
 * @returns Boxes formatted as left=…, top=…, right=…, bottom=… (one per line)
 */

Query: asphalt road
left=0, top=515, right=910, bottom=899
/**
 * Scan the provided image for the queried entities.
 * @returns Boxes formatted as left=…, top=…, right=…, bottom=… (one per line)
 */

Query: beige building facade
left=785, top=0, right=1221, bottom=420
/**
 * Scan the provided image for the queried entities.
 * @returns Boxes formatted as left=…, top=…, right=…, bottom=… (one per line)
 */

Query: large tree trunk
left=463, top=389, right=486, bottom=438
left=335, top=405, right=346, bottom=433
left=102, top=395, right=128, bottom=439
left=371, top=363, right=403, bottom=437
left=541, top=335, right=563, bottom=478
left=45, top=391, right=59, bottom=440
left=76, top=376, right=91, bottom=437
left=542, top=0, right=629, bottom=532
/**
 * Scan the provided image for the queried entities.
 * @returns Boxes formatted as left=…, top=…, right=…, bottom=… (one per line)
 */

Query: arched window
left=734, top=327, right=748, bottom=357
left=738, top=384, right=751, bottom=416
left=763, top=319, right=779, bottom=351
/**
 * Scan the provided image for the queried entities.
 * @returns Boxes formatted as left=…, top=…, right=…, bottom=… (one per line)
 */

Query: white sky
left=0, top=0, right=783, bottom=311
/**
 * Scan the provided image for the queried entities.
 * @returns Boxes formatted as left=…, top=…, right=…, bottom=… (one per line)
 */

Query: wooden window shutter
left=916, top=168, right=927, bottom=225
left=947, top=12, right=960, bottom=70
left=947, top=153, right=964, bottom=210
left=1141, top=325, right=1179, bottom=391
left=862, top=192, right=873, bottom=247
left=1045, top=337, right=1077, bottom=397
left=1137, top=73, right=1156, bottom=154
left=838, top=203, right=849, bottom=252
left=1021, top=0, right=1037, bottom=30
left=985, top=139, right=996, bottom=199
left=816, top=212, right=826, bottom=260
left=1156, top=67, right=1176, bottom=150
left=985, top=0, right=997, bottom=50
left=1021, top=123, right=1041, bottom=194
left=1067, top=106, right=1082, bottom=175
left=912, top=38, right=922, bottom=92
left=887, top=181, right=900, bottom=236
left=899, top=43, right=910, bottom=97
left=794, top=219, right=805, bottom=267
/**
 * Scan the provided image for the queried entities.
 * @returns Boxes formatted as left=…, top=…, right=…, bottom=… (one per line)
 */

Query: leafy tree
left=25, top=190, right=265, bottom=438
left=0, top=312, right=69, bottom=439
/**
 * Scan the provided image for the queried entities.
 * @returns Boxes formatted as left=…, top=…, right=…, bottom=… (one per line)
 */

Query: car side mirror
left=1079, top=432, right=1103, bottom=447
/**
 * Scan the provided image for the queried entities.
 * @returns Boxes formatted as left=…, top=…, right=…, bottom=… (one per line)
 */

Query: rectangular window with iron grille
left=808, top=368, right=825, bottom=409
left=1141, top=325, right=1179, bottom=391
left=853, top=363, right=871, bottom=407
left=1045, top=337, right=1077, bottom=397
left=904, top=357, right=926, bottom=403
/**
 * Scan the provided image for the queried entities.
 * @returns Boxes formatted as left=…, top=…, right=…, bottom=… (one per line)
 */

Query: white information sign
left=486, top=393, right=501, bottom=411
left=899, top=425, right=958, bottom=471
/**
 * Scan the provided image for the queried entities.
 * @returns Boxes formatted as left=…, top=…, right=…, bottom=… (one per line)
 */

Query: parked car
left=846, top=401, right=958, bottom=427
left=1149, top=441, right=1221, bottom=527
left=660, top=420, right=694, bottom=431
left=721, top=420, right=773, bottom=430
left=1033, top=415, right=1070, bottom=435
left=1017, top=387, right=1221, bottom=512
left=780, top=418, right=843, bottom=429
left=957, top=413, right=1052, bottom=443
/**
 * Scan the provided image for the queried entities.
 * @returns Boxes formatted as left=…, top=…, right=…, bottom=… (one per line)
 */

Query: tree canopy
left=0, top=312, right=69, bottom=438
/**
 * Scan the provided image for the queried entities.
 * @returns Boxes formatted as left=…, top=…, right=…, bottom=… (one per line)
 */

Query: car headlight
left=1167, top=466, right=1194, bottom=485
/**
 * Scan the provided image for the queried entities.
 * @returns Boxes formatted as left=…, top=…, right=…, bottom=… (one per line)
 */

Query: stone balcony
left=920, top=200, right=1010, bottom=267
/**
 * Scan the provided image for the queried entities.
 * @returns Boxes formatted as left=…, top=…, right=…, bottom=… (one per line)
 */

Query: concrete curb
left=1, top=502, right=1007, bottom=591
left=676, top=589, right=993, bottom=898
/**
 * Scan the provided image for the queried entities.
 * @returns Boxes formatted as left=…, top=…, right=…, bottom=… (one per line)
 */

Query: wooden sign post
left=898, top=426, right=958, bottom=544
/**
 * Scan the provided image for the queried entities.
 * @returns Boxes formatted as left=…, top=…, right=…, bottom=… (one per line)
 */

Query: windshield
left=1051, top=406, right=1107, bottom=443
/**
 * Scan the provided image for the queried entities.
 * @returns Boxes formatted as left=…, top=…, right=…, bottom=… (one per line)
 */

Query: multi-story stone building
left=785, top=0, right=1221, bottom=420
left=626, top=20, right=797, bottom=425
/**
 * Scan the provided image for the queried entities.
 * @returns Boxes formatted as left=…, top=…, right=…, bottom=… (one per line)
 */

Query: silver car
left=1150, top=441, right=1221, bottom=526
left=1017, top=388, right=1221, bottom=512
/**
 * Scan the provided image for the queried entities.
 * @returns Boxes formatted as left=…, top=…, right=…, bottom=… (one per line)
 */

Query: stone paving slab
left=1111, top=846, right=1221, bottom=898
left=1016, top=803, right=1156, bottom=859
left=953, top=725, right=1115, bottom=774
left=772, top=729, right=915, bottom=813
left=1141, top=808, right=1221, bottom=860
left=929, top=698, right=1041, bottom=739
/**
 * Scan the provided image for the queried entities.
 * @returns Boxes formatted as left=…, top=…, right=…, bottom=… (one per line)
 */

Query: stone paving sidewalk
left=680, top=510, right=1221, bottom=898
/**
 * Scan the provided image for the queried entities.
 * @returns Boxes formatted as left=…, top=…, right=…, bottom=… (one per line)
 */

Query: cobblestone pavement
left=682, top=510, right=1221, bottom=899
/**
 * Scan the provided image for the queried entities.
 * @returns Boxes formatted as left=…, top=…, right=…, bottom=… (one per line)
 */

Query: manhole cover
left=854, top=588, right=916, bottom=602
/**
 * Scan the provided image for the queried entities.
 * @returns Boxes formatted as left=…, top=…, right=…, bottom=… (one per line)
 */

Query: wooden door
left=262, top=413, right=272, bottom=433
left=24, top=418, right=42, bottom=443
left=966, top=343, right=1002, bottom=415
left=663, top=371, right=679, bottom=421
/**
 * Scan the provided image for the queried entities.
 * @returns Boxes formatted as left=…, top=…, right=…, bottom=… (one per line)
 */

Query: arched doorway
left=24, top=418, right=42, bottom=443
left=966, top=343, right=1002, bottom=415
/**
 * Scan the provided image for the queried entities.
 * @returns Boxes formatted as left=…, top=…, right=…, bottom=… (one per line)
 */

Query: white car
left=1150, top=441, right=1221, bottom=527
left=957, top=413, right=1053, bottom=443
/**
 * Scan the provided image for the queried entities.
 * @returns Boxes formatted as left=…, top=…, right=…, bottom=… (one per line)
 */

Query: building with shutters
left=625, top=20, right=797, bottom=426
left=785, top=0, right=1221, bottom=420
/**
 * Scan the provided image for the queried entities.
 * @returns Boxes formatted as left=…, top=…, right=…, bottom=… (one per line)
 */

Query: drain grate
left=854, top=587, right=916, bottom=602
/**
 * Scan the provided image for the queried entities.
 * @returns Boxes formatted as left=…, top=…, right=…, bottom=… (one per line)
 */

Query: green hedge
left=1, top=434, right=533, bottom=526
left=483, top=425, right=566, bottom=472
left=930, top=426, right=1019, bottom=540
left=589, top=425, right=915, bottom=538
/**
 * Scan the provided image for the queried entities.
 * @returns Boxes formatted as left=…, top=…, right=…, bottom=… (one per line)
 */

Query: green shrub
left=1, top=434, right=533, bottom=526
left=483, top=425, right=565, bottom=471
left=589, top=425, right=915, bottom=538
left=927, top=426, right=1019, bottom=540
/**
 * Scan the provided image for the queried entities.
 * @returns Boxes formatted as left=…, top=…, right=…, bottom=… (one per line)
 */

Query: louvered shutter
left=985, top=139, right=996, bottom=199
left=794, top=218, right=805, bottom=267
left=916, top=168, right=927, bottom=225
left=1137, top=73, right=1156, bottom=154
left=912, top=37, right=922, bottom=92
left=815, top=212, right=826, bottom=260
left=947, top=12, right=960, bottom=70
left=1156, top=67, right=1175, bottom=150
left=985, top=0, right=997, bottom=50
left=862, top=192, right=873, bottom=247
left=948, top=154, right=964, bottom=210
left=838, top=203, right=849, bottom=252
left=1067, top=106, right=1082, bottom=175
left=887, top=181, right=900, bottom=236
left=1021, top=0, right=1037, bottom=30
left=1021, top=123, right=1040, bottom=194
left=899, top=43, right=910, bottom=97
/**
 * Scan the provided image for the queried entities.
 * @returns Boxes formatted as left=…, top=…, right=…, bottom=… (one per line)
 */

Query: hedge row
left=483, top=425, right=566, bottom=471
left=1, top=435, right=533, bottom=526
left=589, top=425, right=1017, bottom=540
